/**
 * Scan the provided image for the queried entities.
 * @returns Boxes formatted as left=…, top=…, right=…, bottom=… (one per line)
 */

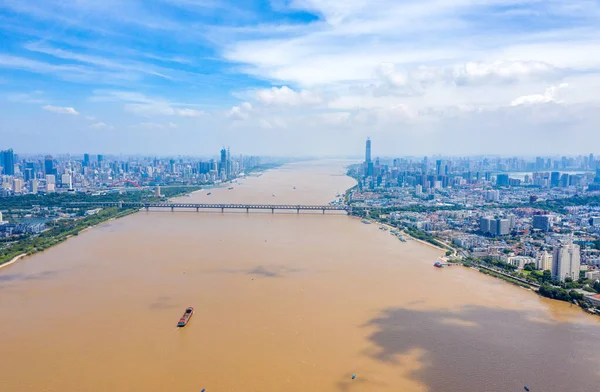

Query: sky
left=1, top=0, right=600, bottom=157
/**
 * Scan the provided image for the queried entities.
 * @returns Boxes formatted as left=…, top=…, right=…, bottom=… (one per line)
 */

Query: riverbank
left=0, top=208, right=138, bottom=268
left=0, top=253, right=27, bottom=270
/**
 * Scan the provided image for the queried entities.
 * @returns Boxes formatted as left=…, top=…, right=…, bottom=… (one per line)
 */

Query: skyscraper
left=83, top=153, right=90, bottom=167
left=220, top=148, right=227, bottom=178
left=365, top=138, right=371, bottom=163
left=496, top=174, right=509, bottom=187
left=550, top=172, right=560, bottom=187
left=0, top=149, right=15, bottom=176
left=44, top=155, right=55, bottom=176
left=552, top=244, right=581, bottom=282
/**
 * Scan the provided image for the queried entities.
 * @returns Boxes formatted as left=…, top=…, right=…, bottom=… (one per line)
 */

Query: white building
left=31, top=179, right=38, bottom=194
left=552, top=244, right=581, bottom=282
left=507, top=256, right=536, bottom=270
left=12, top=178, right=23, bottom=193
left=46, top=174, right=56, bottom=184
left=485, top=190, right=500, bottom=202
left=61, top=173, right=72, bottom=189
left=0, top=211, right=3, bottom=224
left=536, top=251, right=552, bottom=271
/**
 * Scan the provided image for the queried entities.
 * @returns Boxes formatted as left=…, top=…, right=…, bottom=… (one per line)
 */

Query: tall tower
left=220, top=148, right=227, bottom=178
left=552, top=244, right=581, bottom=281
left=365, top=137, right=371, bottom=163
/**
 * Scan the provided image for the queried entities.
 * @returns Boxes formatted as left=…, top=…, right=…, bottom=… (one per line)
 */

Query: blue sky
left=1, top=0, right=600, bottom=156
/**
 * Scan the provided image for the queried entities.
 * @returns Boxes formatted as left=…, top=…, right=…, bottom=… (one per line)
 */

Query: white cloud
left=255, top=86, right=322, bottom=106
left=91, top=90, right=204, bottom=117
left=90, top=122, right=113, bottom=129
left=227, top=102, right=252, bottom=120
left=42, top=105, right=79, bottom=115
left=510, top=83, right=569, bottom=106
left=134, top=122, right=178, bottom=129
left=452, top=61, right=560, bottom=85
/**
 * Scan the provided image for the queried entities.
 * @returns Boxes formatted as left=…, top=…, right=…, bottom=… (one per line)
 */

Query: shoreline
left=0, top=253, right=27, bottom=270
left=0, top=166, right=281, bottom=272
left=371, top=220, right=447, bottom=253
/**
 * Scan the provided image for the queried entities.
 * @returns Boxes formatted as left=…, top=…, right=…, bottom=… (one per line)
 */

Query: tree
left=542, top=270, right=552, bottom=283
left=445, top=250, right=452, bottom=257
left=593, top=280, right=600, bottom=294
left=523, top=263, right=536, bottom=271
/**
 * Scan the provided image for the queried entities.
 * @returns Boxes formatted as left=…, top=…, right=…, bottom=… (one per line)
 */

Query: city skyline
left=1, top=1, right=600, bottom=155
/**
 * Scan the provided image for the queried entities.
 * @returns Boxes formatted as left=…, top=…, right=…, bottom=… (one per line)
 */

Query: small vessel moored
left=433, top=261, right=444, bottom=268
left=177, top=307, right=194, bottom=327
left=207, top=192, right=212, bottom=195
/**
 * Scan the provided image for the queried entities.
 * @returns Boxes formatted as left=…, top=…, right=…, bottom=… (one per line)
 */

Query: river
left=1, top=160, right=599, bottom=392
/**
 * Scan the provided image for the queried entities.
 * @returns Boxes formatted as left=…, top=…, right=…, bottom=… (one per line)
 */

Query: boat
left=361, top=219, right=371, bottom=224
left=207, top=192, right=211, bottom=195
left=433, top=261, right=444, bottom=268
left=228, top=187, right=234, bottom=190
left=177, top=307, right=194, bottom=327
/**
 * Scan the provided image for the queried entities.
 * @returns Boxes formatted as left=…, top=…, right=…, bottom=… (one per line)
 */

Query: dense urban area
left=0, top=147, right=282, bottom=266
left=3, top=141, right=600, bottom=315
left=347, top=138, right=600, bottom=315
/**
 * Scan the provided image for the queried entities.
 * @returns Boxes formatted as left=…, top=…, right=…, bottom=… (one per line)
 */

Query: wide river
left=1, top=161, right=599, bottom=392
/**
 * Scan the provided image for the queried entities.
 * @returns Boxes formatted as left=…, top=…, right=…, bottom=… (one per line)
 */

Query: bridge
left=66, top=202, right=353, bottom=214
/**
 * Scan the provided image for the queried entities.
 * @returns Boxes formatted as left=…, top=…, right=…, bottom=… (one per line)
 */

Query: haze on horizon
left=1, top=0, right=600, bottom=156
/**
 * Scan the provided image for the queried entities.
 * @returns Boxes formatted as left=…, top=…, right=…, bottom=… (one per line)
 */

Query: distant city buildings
left=0, top=147, right=265, bottom=195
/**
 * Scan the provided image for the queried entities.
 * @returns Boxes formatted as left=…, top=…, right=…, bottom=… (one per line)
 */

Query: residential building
left=12, top=178, right=23, bottom=193
left=552, top=244, right=581, bottom=282
left=537, top=251, right=552, bottom=271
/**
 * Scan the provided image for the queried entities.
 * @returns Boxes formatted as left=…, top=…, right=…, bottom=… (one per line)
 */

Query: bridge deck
left=66, top=202, right=351, bottom=211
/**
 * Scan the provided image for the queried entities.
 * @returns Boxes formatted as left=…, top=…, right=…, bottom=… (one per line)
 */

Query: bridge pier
left=221, top=207, right=224, bottom=213
left=145, top=206, right=149, bottom=211
left=323, top=209, right=325, bottom=214
left=297, top=208, right=300, bottom=214
left=171, top=206, right=174, bottom=212
left=271, top=208, right=274, bottom=214
left=196, top=207, right=199, bottom=212
left=246, top=207, right=249, bottom=213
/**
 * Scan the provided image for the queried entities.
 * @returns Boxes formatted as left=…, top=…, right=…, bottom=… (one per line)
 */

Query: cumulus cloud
left=42, top=105, right=79, bottom=115
left=510, top=83, right=569, bottom=106
left=255, top=86, right=322, bottom=106
left=227, top=102, right=252, bottom=120
left=452, top=61, right=560, bottom=85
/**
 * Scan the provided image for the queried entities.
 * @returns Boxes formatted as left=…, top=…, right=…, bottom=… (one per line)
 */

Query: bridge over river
left=66, top=202, right=356, bottom=214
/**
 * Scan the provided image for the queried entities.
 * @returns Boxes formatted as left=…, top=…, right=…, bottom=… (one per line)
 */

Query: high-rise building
left=83, top=153, right=90, bottom=167
left=365, top=138, right=371, bottom=163
left=550, top=172, right=560, bottom=187
left=552, top=244, right=581, bottom=282
left=496, top=219, right=510, bottom=236
left=0, top=211, right=3, bottom=224
left=496, top=174, right=509, bottom=187
left=533, top=215, right=552, bottom=232
left=61, top=174, right=72, bottom=189
left=31, top=179, right=38, bottom=194
left=220, top=148, right=227, bottom=177
left=12, top=178, right=23, bottom=193
left=480, top=217, right=494, bottom=234
left=0, top=149, right=15, bottom=176
left=480, top=217, right=510, bottom=236
left=537, top=251, right=552, bottom=271
left=97, top=154, right=104, bottom=164
left=485, top=190, right=500, bottom=202
left=44, top=156, right=55, bottom=176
